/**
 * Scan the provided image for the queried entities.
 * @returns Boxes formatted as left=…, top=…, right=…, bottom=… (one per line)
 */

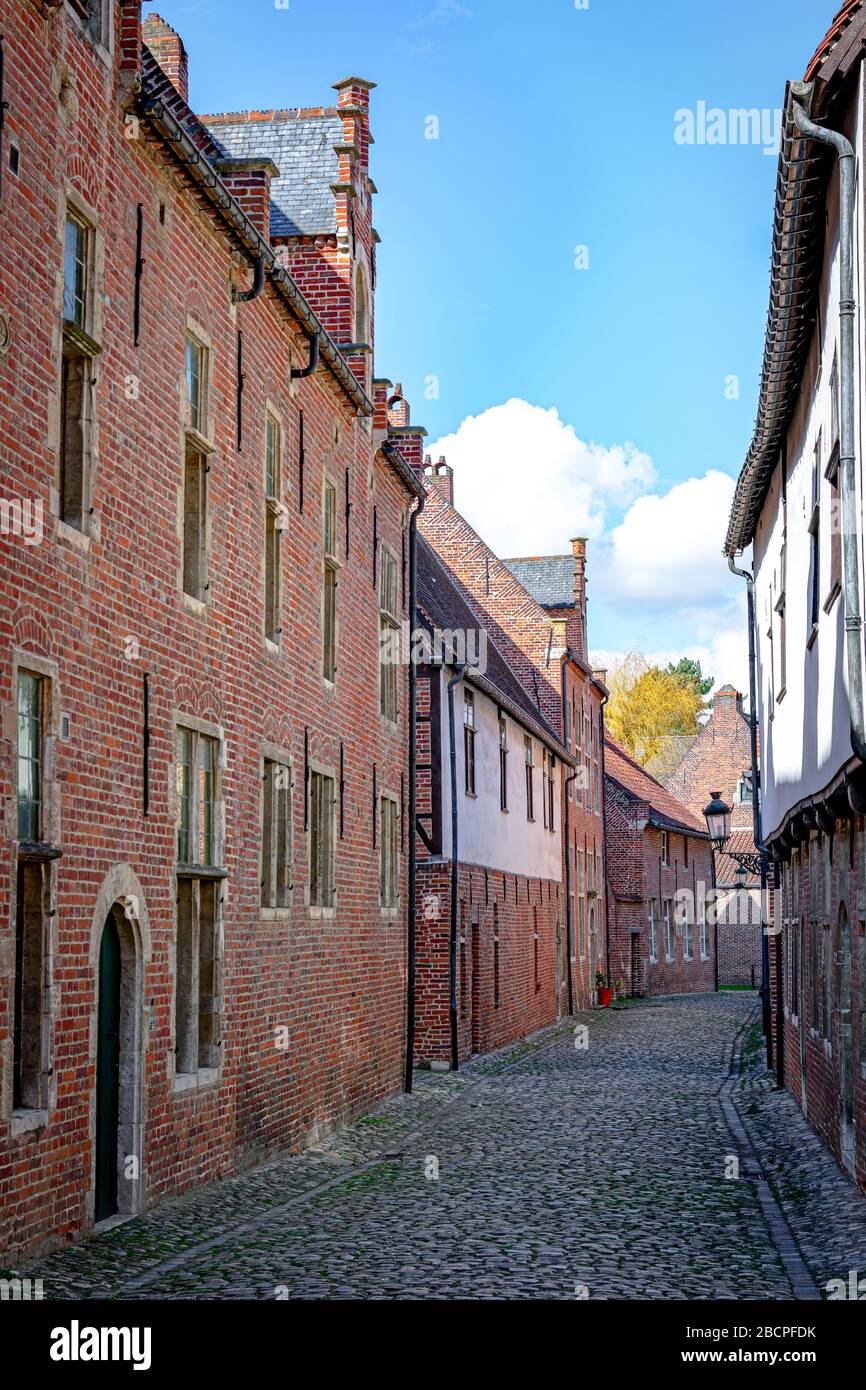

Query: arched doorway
left=836, top=901, right=855, bottom=1174
left=89, top=869, right=150, bottom=1229
left=95, top=914, right=121, bottom=1221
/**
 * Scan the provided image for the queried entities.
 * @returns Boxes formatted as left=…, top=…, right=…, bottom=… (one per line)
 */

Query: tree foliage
left=606, top=652, right=706, bottom=769
left=665, top=656, right=714, bottom=697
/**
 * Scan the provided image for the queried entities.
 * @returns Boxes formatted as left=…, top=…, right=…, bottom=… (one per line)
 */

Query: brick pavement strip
left=17, top=992, right=866, bottom=1300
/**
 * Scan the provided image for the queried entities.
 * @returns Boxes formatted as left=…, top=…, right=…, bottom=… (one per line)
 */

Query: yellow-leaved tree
left=605, top=651, right=706, bottom=774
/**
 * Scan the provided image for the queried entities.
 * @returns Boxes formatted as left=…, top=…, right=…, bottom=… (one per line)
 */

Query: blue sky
left=144, top=0, right=833, bottom=690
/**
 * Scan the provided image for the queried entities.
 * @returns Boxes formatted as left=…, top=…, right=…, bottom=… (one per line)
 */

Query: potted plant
left=595, top=971, right=613, bottom=1008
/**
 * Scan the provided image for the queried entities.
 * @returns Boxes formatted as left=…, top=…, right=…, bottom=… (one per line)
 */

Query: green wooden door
left=95, top=916, right=121, bottom=1222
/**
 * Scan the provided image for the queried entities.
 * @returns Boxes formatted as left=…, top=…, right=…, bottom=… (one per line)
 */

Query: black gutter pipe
left=599, top=691, right=613, bottom=990
left=728, top=554, right=773, bottom=1071
left=560, top=657, right=577, bottom=1015
left=291, top=330, right=320, bottom=380
left=404, top=486, right=426, bottom=1093
left=233, top=254, right=265, bottom=304
left=446, top=663, right=467, bottom=1071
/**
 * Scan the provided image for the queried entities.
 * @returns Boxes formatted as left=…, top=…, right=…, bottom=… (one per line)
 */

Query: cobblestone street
left=21, top=992, right=866, bottom=1301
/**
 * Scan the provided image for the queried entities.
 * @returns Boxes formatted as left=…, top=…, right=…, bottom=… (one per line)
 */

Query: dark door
left=95, top=915, right=121, bottom=1222
left=470, top=910, right=481, bottom=1055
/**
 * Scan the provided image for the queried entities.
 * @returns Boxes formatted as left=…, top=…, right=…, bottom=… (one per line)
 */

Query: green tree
left=666, top=657, right=714, bottom=697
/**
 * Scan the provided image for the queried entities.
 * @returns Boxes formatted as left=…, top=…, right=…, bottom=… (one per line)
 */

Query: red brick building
left=413, top=536, right=573, bottom=1066
left=605, top=738, right=716, bottom=997
left=0, top=4, right=424, bottom=1260
left=664, top=685, right=762, bottom=988
left=418, top=480, right=609, bottom=1016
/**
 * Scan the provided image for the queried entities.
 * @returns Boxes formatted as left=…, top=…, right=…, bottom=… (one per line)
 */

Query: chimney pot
left=142, top=12, right=189, bottom=105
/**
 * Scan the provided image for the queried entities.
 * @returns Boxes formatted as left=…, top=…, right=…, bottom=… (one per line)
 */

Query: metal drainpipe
left=232, top=254, right=265, bottom=304
left=728, top=555, right=773, bottom=1070
left=560, top=658, right=576, bottom=1016
left=446, top=664, right=467, bottom=1071
left=291, top=331, right=321, bottom=380
left=599, top=692, right=613, bottom=989
left=404, top=488, right=426, bottom=1094
left=791, top=92, right=866, bottom=764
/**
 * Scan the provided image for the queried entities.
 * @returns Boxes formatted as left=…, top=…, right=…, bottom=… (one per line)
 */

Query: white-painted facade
left=434, top=666, right=564, bottom=883
left=751, top=71, right=866, bottom=841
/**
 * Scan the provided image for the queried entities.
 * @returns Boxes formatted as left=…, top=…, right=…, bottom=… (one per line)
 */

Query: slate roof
left=604, top=736, right=707, bottom=837
left=418, top=537, right=571, bottom=761
left=505, top=556, right=574, bottom=609
left=199, top=110, right=343, bottom=237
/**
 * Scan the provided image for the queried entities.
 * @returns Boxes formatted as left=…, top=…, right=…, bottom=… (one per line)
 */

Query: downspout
left=728, top=554, right=773, bottom=1071
left=447, top=663, right=467, bottom=1071
left=791, top=89, right=866, bottom=764
left=599, top=691, right=613, bottom=989
left=232, top=254, right=265, bottom=304
left=291, top=330, right=321, bottom=380
left=404, top=487, right=426, bottom=1093
left=560, top=658, right=576, bottom=1016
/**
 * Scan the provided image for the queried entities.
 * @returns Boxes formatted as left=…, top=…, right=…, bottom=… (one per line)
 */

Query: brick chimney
left=424, top=455, right=454, bottom=506
left=571, top=536, right=588, bottom=661
left=213, top=157, right=279, bottom=241
left=142, top=13, right=189, bottom=104
left=332, top=76, right=376, bottom=174
left=385, top=385, right=426, bottom=483
left=711, top=685, right=745, bottom=725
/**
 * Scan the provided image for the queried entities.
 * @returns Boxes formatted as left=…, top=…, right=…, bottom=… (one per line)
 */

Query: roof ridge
left=199, top=107, right=341, bottom=123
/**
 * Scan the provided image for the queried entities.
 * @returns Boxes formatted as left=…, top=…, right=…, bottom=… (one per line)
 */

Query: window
left=683, top=900, right=694, bottom=961
left=823, top=922, right=832, bottom=1041
left=542, top=750, right=556, bottom=831
left=592, top=717, right=600, bottom=815
left=499, top=713, right=508, bottom=811
left=185, top=336, right=205, bottom=436
left=663, top=899, right=674, bottom=960
left=493, top=903, right=501, bottom=1007
left=261, top=758, right=292, bottom=908
left=578, top=845, right=586, bottom=956
left=737, top=771, right=753, bottom=804
left=67, top=0, right=111, bottom=49
left=379, top=546, right=399, bottom=722
left=183, top=445, right=208, bottom=602
left=17, top=672, right=43, bottom=842
left=264, top=414, right=283, bottom=644
left=60, top=210, right=99, bottom=531
left=661, top=830, right=670, bottom=867
left=524, top=735, right=534, bottom=820
left=683, top=835, right=689, bottom=869
left=810, top=916, right=819, bottom=1029
left=574, top=703, right=583, bottom=806
left=648, top=900, right=658, bottom=962
left=323, top=479, right=338, bottom=683
left=464, top=689, right=476, bottom=795
left=380, top=795, right=399, bottom=908
left=63, top=214, right=87, bottom=328
left=13, top=859, right=49, bottom=1110
left=175, top=725, right=222, bottom=1078
left=584, top=713, right=591, bottom=813
left=176, top=728, right=218, bottom=867
left=699, top=904, right=708, bottom=960
left=309, top=770, right=336, bottom=908
left=808, top=432, right=821, bottom=637
left=826, top=438, right=842, bottom=610
left=182, top=334, right=210, bottom=604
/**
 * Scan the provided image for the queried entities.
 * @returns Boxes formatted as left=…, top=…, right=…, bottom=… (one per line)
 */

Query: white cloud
left=604, top=470, right=737, bottom=611
left=427, top=398, right=657, bottom=556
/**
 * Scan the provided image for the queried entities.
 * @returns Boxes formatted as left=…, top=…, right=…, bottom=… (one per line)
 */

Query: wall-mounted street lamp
left=703, top=790, right=775, bottom=1082
left=702, top=792, right=763, bottom=875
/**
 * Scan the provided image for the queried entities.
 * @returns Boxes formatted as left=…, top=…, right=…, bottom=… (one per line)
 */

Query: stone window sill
left=261, top=905, right=293, bottom=921
left=308, top=905, right=337, bottom=920
left=173, top=1067, right=219, bottom=1095
left=55, top=517, right=93, bottom=552
left=11, top=1108, right=49, bottom=1135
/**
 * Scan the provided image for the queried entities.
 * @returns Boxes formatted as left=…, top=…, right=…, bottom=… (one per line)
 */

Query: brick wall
left=0, top=3, right=416, bottom=1260
left=415, top=860, right=562, bottom=1066
left=775, top=821, right=866, bottom=1195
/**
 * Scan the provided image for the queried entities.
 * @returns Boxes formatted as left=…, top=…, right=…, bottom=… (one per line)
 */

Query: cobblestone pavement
left=19, top=991, right=866, bottom=1300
